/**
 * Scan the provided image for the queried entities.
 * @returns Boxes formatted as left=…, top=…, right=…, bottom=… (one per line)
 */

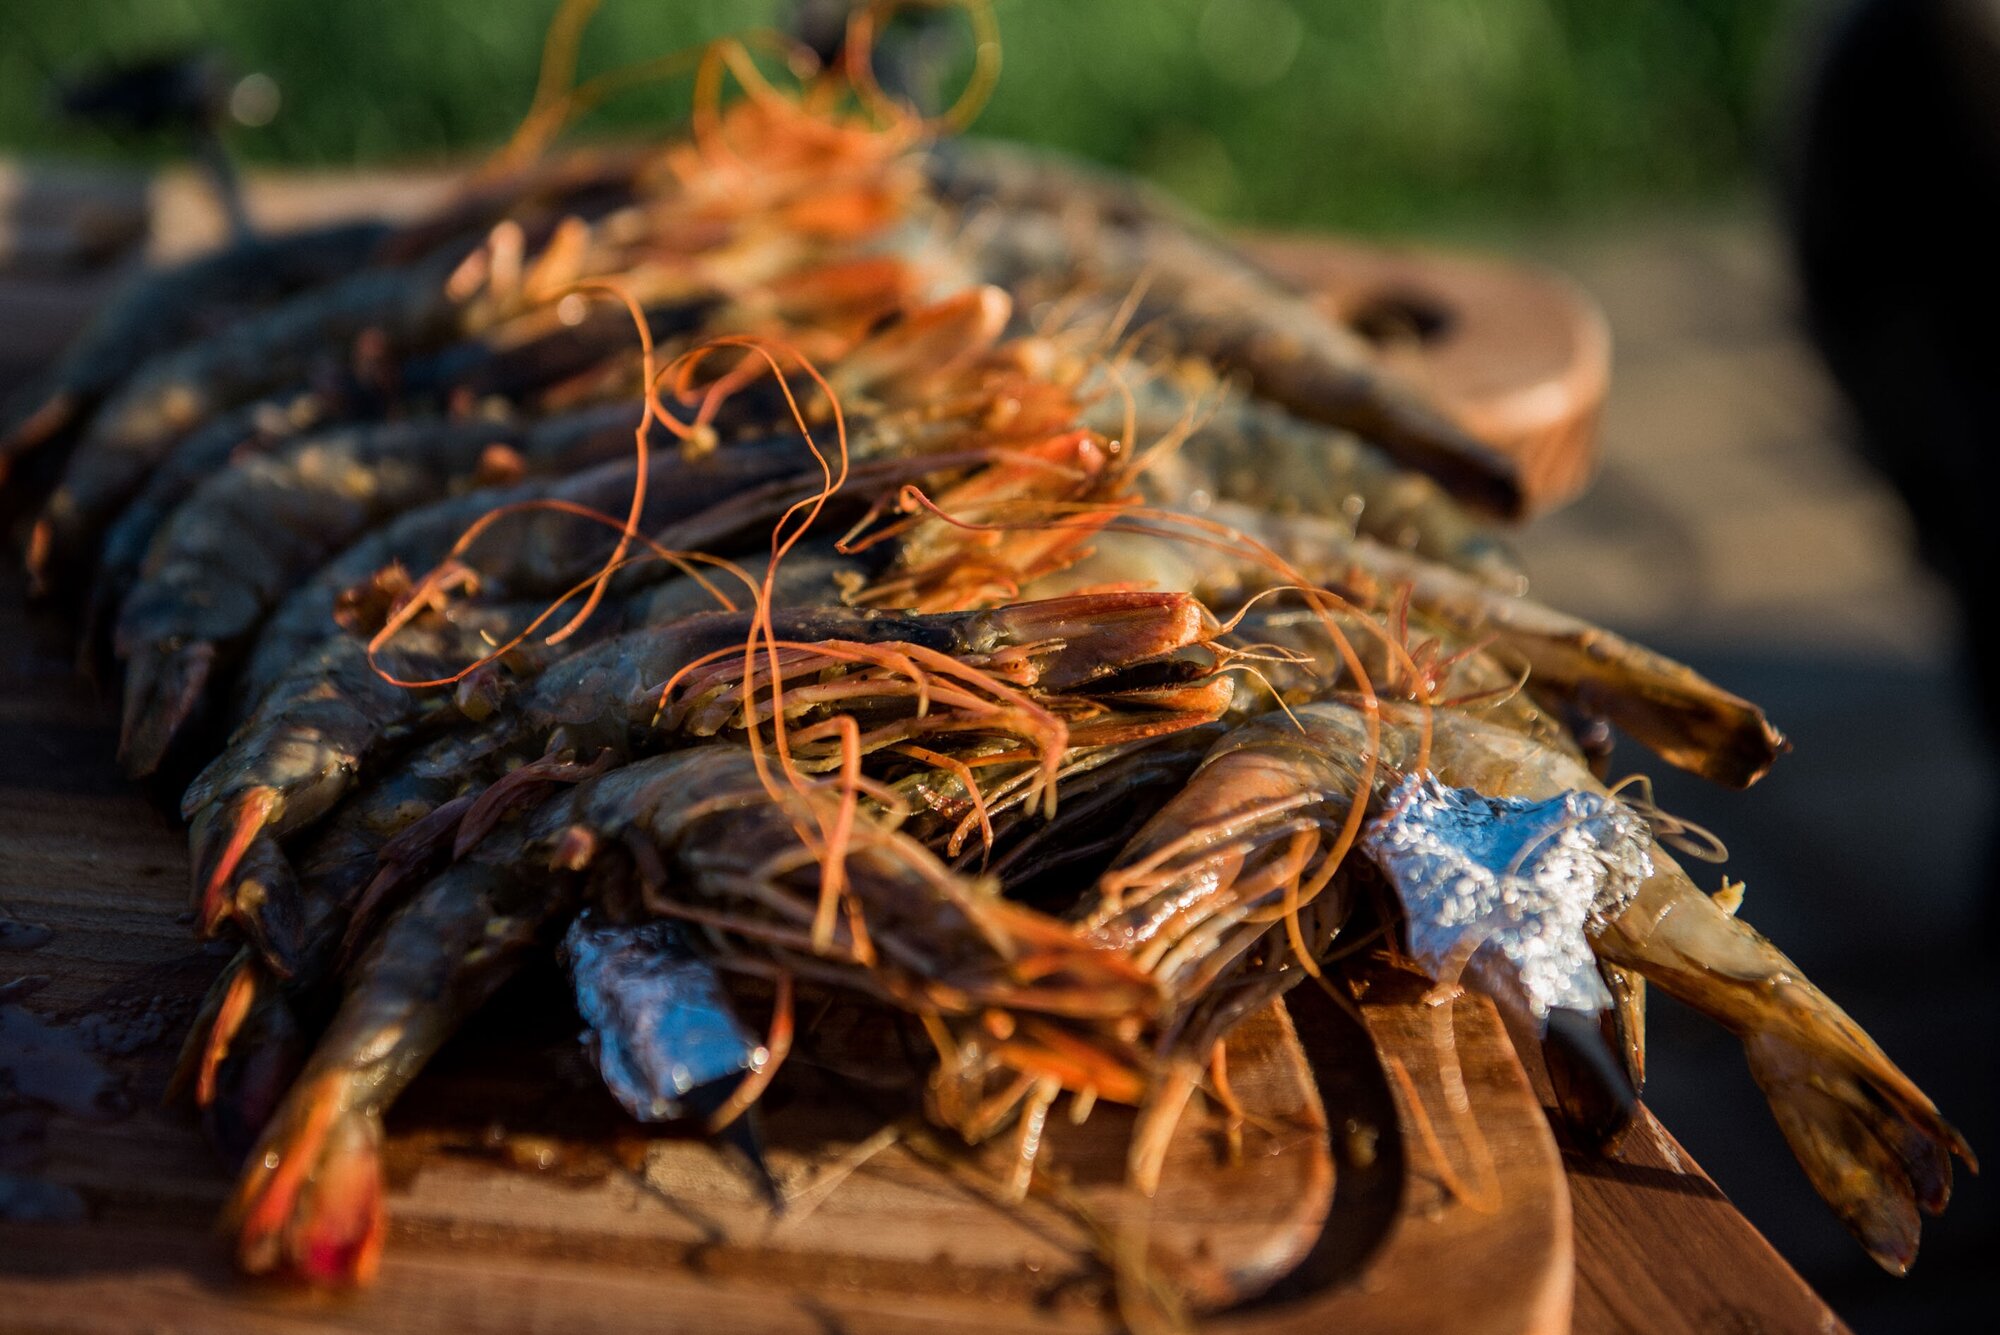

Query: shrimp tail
left=166, top=950, right=253, bottom=1107
left=192, top=801, right=309, bottom=978
left=0, top=387, right=79, bottom=475
left=1744, top=1027, right=1971, bottom=1275
left=228, top=834, right=311, bottom=978
left=118, top=640, right=217, bottom=778
left=167, top=952, right=308, bottom=1159
left=1596, top=871, right=1975, bottom=1273
left=227, top=1072, right=386, bottom=1286
left=190, top=788, right=283, bottom=930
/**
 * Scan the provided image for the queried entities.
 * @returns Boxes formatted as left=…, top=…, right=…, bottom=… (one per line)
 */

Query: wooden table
left=0, top=161, right=1846, bottom=1333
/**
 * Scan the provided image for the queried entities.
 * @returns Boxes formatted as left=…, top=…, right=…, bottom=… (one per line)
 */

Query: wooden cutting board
left=1246, top=233, right=1611, bottom=516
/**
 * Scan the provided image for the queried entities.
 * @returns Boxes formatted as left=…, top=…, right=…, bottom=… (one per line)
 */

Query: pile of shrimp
left=2, top=0, right=1969, bottom=1306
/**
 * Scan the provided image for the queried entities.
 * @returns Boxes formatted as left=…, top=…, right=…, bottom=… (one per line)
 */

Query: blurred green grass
left=0, top=0, right=1814, bottom=235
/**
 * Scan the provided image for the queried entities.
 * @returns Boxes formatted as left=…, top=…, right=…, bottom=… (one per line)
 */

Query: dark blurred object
left=0, top=160, right=147, bottom=277
left=790, top=0, right=962, bottom=111
left=53, top=50, right=258, bottom=240
left=1789, top=0, right=2000, bottom=933
left=54, top=51, right=233, bottom=137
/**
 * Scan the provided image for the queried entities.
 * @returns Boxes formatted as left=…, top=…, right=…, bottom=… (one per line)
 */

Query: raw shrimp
left=189, top=589, right=1208, bottom=974
left=1099, top=368, right=1524, bottom=588
left=4, top=137, right=666, bottom=477
left=939, top=190, right=1524, bottom=516
left=0, top=221, right=389, bottom=476
left=1048, top=503, right=1783, bottom=787
left=1063, top=651, right=1591, bottom=1158
left=224, top=762, right=604, bottom=1285
left=177, top=596, right=582, bottom=970
left=905, top=592, right=1564, bottom=892
left=200, top=440, right=812, bottom=758
left=114, top=403, right=647, bottom=775
left=222, top=317, right=1067, bottom=731
left=566, top=743, right=1165, bottom=1163
left=32, top=250, right=473, bottom=571
left=1260, top=697, right=1971, bottom=1271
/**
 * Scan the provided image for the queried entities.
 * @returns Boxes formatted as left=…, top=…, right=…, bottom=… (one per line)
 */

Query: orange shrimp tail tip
left=166, top=951, right=256, bottom=1107
left=231, top=1093, right=385, bottom=1286
left=191, top=787, right=285, bottom=925
left=1, top=389, right=78, bottom=465
left=118, top=640, right=219, bottom=778
left=195, top=962, right=266, bottom=1108
left=201, top=985, right=308, bottom=1162
left=988, top=591, right=1207, bottom=691
left=1743, top=1030, right=1974, bottom=1274
left=23, top=517, right=56, bottom=596
left=226, top=838, right=311, bottom=980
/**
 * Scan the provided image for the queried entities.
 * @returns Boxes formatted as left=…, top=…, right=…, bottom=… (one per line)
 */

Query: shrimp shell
left=114, top=404, right=647, bottom=775
left=34, top=252, right=470, bottom=575
left=941, top=191, right=1524, bottom=515
left=0, top=221, right=389, bottom=476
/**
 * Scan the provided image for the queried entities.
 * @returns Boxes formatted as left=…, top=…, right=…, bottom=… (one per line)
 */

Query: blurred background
left=1, top=0, right=1797, bottom=236
left=1, top=0, right=1992, bottom=1328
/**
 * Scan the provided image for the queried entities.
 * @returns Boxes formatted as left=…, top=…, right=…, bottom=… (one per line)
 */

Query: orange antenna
left=364, top=503, right=755, bottom=690
left=845, top=0, right=1003, bottom=134
left=494, top=0, right=605, bottom=172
